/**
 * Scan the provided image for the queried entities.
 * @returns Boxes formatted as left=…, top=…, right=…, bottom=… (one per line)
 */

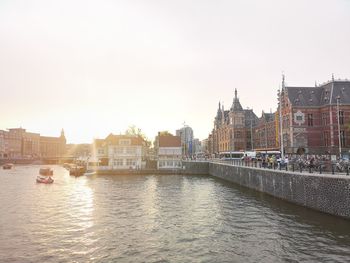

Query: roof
left=159, top=135, right=181, bottom=147
left=105, top=134, right=144, bottom=146
left=285, top=80, right=350, bottom=107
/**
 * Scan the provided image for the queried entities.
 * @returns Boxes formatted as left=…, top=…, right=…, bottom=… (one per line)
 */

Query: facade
left=280, top=77, right=350, bottom=155
left=156, top=134, right=182, bottom=169
left=105, top=134, right=145, bottom=170
left=0, top=128, right=66, bottom=159
left=39, top=130, right=67, bottom=158
left=210, top=89, right=258, bottom=155
left=253, top=112, right=279, bottom=151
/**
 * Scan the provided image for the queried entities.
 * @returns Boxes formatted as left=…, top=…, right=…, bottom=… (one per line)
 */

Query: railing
left=188, top=158, right=350, bottom=176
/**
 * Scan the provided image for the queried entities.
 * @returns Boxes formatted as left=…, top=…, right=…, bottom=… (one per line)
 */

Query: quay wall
left=183, top=161, right=350, bottom=219
left=182, top=161, right=209, bottom=175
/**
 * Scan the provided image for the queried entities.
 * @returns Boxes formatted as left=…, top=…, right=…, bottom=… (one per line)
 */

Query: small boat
left=2, top=163, right=14, bottom=170
left=39, top=167, right=53, bottom=176
left=84, top=170, right=97, bottom=176
left=69, top=166, right=85, bottom=176
left=36, top=175, right=54, bottom=184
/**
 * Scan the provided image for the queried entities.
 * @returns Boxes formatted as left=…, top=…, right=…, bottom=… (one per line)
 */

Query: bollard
left=299, top=165, right=302, bottom=173
left=273, top=163, right=276, bottom=170
left=319, top=165, right=322, bottom=174
left=347, top=167, right=349, bottom=176
left=309, top=166, right=312, bottom=173
left=285, top=164, right=288, bottom=171
left=279, top=163, right=281, bottom=170
left=332, top=164, right=335, bottom=175
left=292, top=163, right=295, bottom=172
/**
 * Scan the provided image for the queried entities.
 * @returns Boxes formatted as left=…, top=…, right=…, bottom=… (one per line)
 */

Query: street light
left=336, top=96, right=342, bottom=158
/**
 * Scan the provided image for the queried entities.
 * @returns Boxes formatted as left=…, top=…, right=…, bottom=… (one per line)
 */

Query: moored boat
left=2, top=163, right=14, bottom=170
left=39, top=167, right=53, bottom=176
left=36, top=175, right=54, bottom=184
left=84, top=170, right=97, bottom=176
left=69, top=166, right=85, bottom=176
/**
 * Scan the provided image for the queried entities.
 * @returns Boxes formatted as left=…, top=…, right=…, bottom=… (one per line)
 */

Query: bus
left=219, top=151, right=245, bottom=160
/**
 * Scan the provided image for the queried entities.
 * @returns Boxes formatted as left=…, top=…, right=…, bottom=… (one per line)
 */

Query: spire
left=60, top=129, right=65, bottom=137
left=282, top=73, right=285, bottom=90
left=332, top=73, right=335, bottom=82
left=231, top=89, right=243, bottom=111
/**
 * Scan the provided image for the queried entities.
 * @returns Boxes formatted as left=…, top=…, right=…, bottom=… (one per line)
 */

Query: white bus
left=219, top=151, right=245, bottom=160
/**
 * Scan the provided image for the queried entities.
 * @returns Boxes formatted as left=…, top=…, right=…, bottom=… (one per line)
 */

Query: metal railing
left=188, top=158, right=350, bottom=176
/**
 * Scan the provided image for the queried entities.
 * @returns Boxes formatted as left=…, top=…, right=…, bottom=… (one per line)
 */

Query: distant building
left=176, top=125, right=194, bottom=157
left=155, top=133, right=182, bottom=169
left=0, top=128, right=66, bottom=159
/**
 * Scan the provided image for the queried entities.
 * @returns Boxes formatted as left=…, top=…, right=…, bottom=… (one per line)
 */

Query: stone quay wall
left=182, top=161, right=209, bottom=175
left=183, top=161, right=350, bottom=219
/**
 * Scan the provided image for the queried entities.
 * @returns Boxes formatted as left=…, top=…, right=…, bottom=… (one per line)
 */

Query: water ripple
left=0, top=166, right=349, bottom=262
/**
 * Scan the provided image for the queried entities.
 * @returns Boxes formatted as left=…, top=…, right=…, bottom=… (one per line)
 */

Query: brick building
left=280, top=77, right=350, bottom=155
left=210, top=89, right=258, bottom=155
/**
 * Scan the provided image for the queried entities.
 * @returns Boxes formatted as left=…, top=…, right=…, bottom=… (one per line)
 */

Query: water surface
left=0, top=165, right=349, bottom=262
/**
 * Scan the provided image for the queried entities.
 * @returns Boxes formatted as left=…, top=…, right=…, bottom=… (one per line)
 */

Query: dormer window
left=119, top=139, right=131, bottom=146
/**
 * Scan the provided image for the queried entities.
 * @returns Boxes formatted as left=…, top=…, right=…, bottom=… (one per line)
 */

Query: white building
left=157, top=134, right=182, bottom=169
left=106, top=134, right=145, bottom=170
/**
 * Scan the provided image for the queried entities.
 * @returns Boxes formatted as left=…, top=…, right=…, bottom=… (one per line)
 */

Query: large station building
left=208, top=76, right=350, bottom=156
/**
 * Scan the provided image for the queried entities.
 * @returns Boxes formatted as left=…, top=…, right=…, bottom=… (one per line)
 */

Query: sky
left=1, top=0, right=350, bottom=143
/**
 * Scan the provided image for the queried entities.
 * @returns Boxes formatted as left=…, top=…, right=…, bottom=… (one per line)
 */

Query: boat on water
left=84, top=170, right=97, bottom=176
left=69, top=166, right=85, bottom=176
left=39, top=167, right=53, bottom=176
left=2, top=163, right=14, bottom=170
left=36, top=175, right=54, bottom=184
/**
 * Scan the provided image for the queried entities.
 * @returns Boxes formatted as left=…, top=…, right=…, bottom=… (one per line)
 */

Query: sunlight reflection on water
left=0, top=166, right=349, bottom=263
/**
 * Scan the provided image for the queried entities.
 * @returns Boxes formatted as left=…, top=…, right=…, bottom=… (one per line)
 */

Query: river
left=0, top=165, right=349, bottom=262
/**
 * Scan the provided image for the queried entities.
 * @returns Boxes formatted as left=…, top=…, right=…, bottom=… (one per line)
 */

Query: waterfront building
left=0, top=128, right=65, bottom=160
left=280, top=76, right=350, bottom=155
left=105, top=134, right=145, bottom=170
left=39, top=129, right=67, bottom=158
left=155, top=133, right=182, bottom=169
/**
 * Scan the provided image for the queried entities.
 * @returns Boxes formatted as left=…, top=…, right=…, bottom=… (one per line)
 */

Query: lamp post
left=336, top=96, right=342, bottom=158
left=279, top=89, right=284, bottom=160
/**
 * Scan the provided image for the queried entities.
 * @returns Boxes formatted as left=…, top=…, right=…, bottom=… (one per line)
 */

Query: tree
left=125, top=125, right=152, bottom=148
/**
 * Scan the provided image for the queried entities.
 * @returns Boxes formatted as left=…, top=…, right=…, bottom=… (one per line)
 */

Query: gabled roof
left=105, top=134, right=144, bottom=146
left=159, top=135, right=181, bottom=147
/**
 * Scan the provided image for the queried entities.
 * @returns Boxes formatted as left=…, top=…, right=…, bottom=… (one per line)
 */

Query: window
left=119, top=139, right=131, bottom=146
left=126, top=147, right=135, bottom=154
left=126, top=159, right=135, bottom=166
left=296, top=115, right=303, bottom=121
left=307, top=114, right=313, bottom=126
left=340, top=130, right=346, bottom=147
left=323, top=131, right=329, bottom=147
left=339, top=111, right=344, bottom=125
left=114, top=147, right=123, bottom=154
left=322, top=113, right=328, bottom=125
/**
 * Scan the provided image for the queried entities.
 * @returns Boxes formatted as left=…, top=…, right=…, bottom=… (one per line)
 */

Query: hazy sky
left=1, top=0, right=350, bottom=143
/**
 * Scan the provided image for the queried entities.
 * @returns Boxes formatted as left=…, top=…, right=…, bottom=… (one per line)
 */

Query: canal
left=0, top=166, right=349, bottom=262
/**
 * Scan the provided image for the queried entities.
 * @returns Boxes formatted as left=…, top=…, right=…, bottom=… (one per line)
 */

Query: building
left=156, top=133, right=182, bottom=169
left=210, top=89, right=258, bottom=155
left=0, top=128, right=66, bottom=160
left=280, top=76, right=350, bottom=155
left=253, top=112, right=279, bottom=151
left=39, top=129, right=67, bottom=158
left=176, top=125, right=194, bottom=157
left=105, top=134, right=145, bottom=169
